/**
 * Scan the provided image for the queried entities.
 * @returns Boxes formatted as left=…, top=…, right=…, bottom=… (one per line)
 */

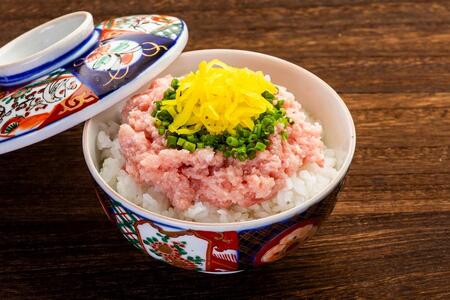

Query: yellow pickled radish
left=162, top=59, right=276, bottom=135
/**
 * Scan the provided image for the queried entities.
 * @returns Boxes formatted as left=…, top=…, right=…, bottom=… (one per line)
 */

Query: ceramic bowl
left=82, top=49, right=356, bottom=273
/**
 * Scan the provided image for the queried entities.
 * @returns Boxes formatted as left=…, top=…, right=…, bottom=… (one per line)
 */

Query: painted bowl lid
left=0, top=12, right=188, bottom=154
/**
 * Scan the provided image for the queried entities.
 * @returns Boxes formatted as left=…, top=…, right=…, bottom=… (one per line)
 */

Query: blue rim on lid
left=0, top=13, right=188, bottom=154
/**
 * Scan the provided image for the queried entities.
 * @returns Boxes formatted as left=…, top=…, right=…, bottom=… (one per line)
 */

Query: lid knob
left=0, top=11, right=96, bottom=86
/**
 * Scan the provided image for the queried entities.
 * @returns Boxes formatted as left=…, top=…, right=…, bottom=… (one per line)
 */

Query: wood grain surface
left=0, top=0, right=449, bottom=299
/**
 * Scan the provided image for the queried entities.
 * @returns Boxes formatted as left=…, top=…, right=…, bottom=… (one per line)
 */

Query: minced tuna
left=118, top=75, right=325, bottom=210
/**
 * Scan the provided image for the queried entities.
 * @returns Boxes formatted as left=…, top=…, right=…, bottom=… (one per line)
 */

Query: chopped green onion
left=262, top=90, right=275, bottom=101
left=156, top=109, right=173, bottom=122
left=164, top=89, right=176, bottom=100
left=241, top=128, right=251, bottom=138
left=183, top=141, right=196, bottom=152
left=187, top=135, right=197, bottom=143
left=167, top=135, right=178, bottom=148
left=254, top=124, right=262, bottom=137
left=226, top=136, right=239, bottom=147
left=248, top=134, right=258, bottom=142
left=196, top=142, right=204, bottom=149
left=265, top=125, right=275, bottom=134
left=237, top=153, right=247, bottom=161
left=231, top=148, right=238, bottom=158
left=177, top=137, right=186, bottom=147
left=255, top=142, right=266, bottom=151
left=171, top=78, right=180, bottom=90
left=281, top=131, right=288, bottom=140
left=262, top=117, right=274, bottom=127
left=204, top=135, right=217, bottom=146
left=235, top=145, right=246, bottom=154
left=247, top=148, right=256, bottom=159
left=158, top=127, right=165, bottom=135
left=217, top=144, right=225, bottom=152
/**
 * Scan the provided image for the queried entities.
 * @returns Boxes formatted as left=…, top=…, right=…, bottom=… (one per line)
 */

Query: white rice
left=96, top=121, right=339, bottom=223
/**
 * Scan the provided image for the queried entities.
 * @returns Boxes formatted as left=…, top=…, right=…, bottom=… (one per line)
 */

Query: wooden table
left=1, top=1, right=449, bottom=298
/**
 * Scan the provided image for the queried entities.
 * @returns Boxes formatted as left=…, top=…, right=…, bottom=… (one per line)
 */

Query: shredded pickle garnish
left=160, top=59, right=277, bottom=135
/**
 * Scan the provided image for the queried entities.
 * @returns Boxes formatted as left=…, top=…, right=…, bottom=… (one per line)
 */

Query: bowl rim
left=82, top=49, right=356, bottom=231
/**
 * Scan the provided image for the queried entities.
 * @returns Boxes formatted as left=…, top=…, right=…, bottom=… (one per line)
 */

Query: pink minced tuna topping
left=119, top=75, right=324, bottom=210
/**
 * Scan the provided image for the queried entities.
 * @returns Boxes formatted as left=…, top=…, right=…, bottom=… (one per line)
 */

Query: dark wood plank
left=0, top=0, right=449, bottom=299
